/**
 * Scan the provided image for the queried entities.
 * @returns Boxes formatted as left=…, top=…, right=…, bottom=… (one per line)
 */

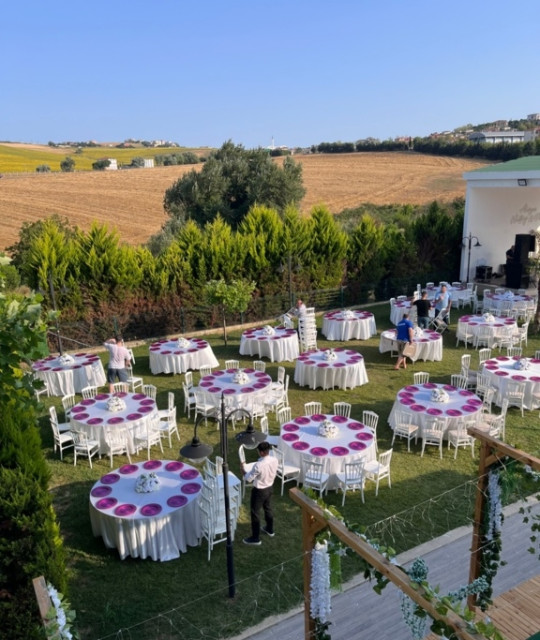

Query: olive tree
left=204, top=278, right=256, bottom=345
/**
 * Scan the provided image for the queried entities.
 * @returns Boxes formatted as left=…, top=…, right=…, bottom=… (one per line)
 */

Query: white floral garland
left=310, top=540, right=331, bottom=623
left=46, top=583, right=77, bottom=639
left=486, top=470, right=503, bottom=541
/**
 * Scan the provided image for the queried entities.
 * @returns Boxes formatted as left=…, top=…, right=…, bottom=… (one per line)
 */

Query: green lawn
left=40, top=303, right=540, bottom=639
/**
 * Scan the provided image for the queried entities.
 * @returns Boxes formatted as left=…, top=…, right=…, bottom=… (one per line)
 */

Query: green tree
left=35, top=164, right=50, bottom=173
left=204, top=278, right=256, bottom=345
left=60, top=156, right=75, bottom=172
left=163, top=140, right=305, bottom=229
left=304, top=206, right=348, bottom=288
left=92, top=158, right=111, bottom=171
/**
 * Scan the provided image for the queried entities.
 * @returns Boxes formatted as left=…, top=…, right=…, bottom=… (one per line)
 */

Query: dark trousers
left=250, top=486, right=274, bottom=540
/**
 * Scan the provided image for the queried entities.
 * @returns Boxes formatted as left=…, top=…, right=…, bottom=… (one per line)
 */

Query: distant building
left=527, top=113, right=540, bottom=121
left=468, top=130, right=536, bottom=144
left=105, top=158, right=118, bottom=170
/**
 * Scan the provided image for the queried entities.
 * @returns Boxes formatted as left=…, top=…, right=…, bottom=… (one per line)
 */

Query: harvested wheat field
left=0, top=152, right=488, bottom=250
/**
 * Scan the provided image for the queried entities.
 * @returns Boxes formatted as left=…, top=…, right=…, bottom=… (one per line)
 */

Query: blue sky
left=2, top=0, right=539, bottom=149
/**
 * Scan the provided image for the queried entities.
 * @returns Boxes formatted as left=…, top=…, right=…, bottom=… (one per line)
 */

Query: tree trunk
left=222, top=306, right=228, bottom=346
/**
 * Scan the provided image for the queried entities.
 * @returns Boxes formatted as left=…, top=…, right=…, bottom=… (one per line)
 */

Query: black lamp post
left=462, top=233, right=482, bottom=283
left=180, top=394, right=265, bottom=598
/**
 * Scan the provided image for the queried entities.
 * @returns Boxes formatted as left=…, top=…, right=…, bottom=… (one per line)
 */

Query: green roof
left=472, top=155, right=540, bottom=173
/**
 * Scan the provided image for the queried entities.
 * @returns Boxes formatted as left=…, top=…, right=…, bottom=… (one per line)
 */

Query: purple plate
left=108, top=417, right=125, bottom=424
left=423, top=383, right=437, bottom=389
left=119, top=464, right=138, bottom=474
left=282, top=433, right=299, bottom=442
left=427, top=408, right=443, bottom=416
left=71, top=405, right=86, bottom=413
left=317, top=363, right=329, bottom=368
left=462, top=405, right=478, bottom=413
left=443, top=384, right=456, bottom=391
left=91, top=485, right=112, bottom=497
left=181, top=482, right=202, bottom=495
left=95, top=498, right=118, bottom=510
left=294, top=417, right=310, bottom=425
left=100, top=473, right=120, bottom=484
left=446, top=409, right=462, bottom=416
left=459, top=390, right=474, bottom=396
left=303, top=360, right=315, bottom=365
left=495, top=371, right=509, bottom=376
left=530, top=359, right=540, bottom=364
left=292, top=441, right=310, bottom=451
left=223, top=387, right=237, bottom=394
left=143, top=460, right=162, bottom=470
left=496, top=356, right=510, bottom=361
left=180, top=468, right=199, bottom=480
left=87, top=417, right=103, bottom=425
left=161, top=350, right=171, bottom=355
left=165, top=461, right=184, bottom=472
left=405, top=385, right=419, bottom=392
left=96, top=393, right=109, bottom=400
left=530, top=376, right=540, bottom=382
left=333, top=362, right=346, bottom=367
left=139, top=406, right=154, bottom=414
left=74, top=412, right=89, bottom=420
left=332, top=415, right=348, bottom=423
left=400, top=397, right=414, bottom=405
left=114, top=503, right=137, bottom=517
left=310, top=447, right=328, bottom=456
left=126, top=412, right=143, bottom=420
left=213, top=370, right=225, bottom=376
left=411, top=404, right=426, bottom=412
left=81, top=398, right=96, bottom=406
left=347, top=422, right=364, bottom=430
left=282, top=423, right=299, bottom=432
left=241, top=387, right=255, bottom=393
left=254, top=372, right=268, bottom=378
left=200, top=381, right=212, bottom=387
left=349, top=441, right=367, bottom=451
left=511, top=375, right=526, bottom=381
left=311, top=414, right=326, bottom=421
left=167, top=495, right=188, bottom=508
left=140, top=398, right=154, bottom=406
left=132, top=393, right=146, bottom=400
left=115, top=391, right=128, bottom=398
left=355, top=432, right=373, bottom=442
left=331, top=446, right=349, bottom=456
left=141, top=503, right=162, bottom=517
left=468, top=399, right=483, bottom=406
left=75, top=352, right=87, bottom=357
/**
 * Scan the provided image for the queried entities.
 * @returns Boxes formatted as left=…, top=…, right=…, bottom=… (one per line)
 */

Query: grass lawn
left=39, top=302, right=540, bottom=639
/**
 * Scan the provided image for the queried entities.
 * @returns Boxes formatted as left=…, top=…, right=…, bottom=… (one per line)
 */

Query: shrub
left=35, top=164, right=51, bottom=173
left=92, top=158, right=111, bottom=171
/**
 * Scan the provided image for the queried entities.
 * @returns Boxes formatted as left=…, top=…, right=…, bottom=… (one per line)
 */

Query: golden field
left=0, top=148, right=488, bottom=250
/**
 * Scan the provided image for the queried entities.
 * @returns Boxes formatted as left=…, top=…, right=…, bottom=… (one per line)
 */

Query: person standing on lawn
left=395, top=312, right=414, bottom=370
left=103, top=335, right=130, bottom=393
left=241, top=441, right=278, bottom=546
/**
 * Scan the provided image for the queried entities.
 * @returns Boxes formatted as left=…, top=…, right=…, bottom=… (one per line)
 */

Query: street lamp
left=462, top=233, right=482, bottom=283
left=180, top=394, right=266, bottom=598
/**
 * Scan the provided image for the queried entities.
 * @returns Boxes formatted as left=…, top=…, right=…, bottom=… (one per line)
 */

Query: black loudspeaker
left=506, top=263, right=524, bottom=289
left=514, top=234, right=535, bottom=265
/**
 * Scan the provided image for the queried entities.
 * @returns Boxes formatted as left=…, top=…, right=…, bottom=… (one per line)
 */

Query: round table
left=457, top=315, right=516, bottom=346
left=379, top=329, right=442, bottom=362
left=89, top=459, right=202, bottom=561
left=280, top=414, right=376, bottom=490
left=239, top=326, right=299, bottom=362
left=199, top=368, right=273, bottom=412
left=32, top=352, right=106, bottom=396
left=70, top=392, right=158, bottom=455
left=390, top=300, right=412, bottom=325
left=483, top=292, right=534, bottom=314
left=294, top=348, right=368, bottom=390
left=388, top=383, right=483, bottom=437
left=149, top=337, right=219, bottom=375
left=426, top=284, right=471, bottom=306
left=322, top=310, right=377, bottom=341
left=482, top=356, right=540, bottom=410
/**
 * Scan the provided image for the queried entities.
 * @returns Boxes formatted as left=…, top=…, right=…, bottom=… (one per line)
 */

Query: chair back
left=461, top=354, right=471, bottom=371
left=362, top=410, right=379, bottom=431
left=253, top=360, right=266, bottom=372
left=199, top=365, right=213, bottom=378
left=413, top=372, right=430, bottom=384
left=450, top=374, right=468, bottom=390
left=225, top=360, right=240, bottom=370
left=277, top=406, right=292, bottom=425
left=260, top=416, right=269, bottom=435
left=507, top=346, right=522, bottom=358
left=344, top=460, right=364, bottom=482
left=303, top=457, right=325, bottom=482
left=112, top=382, right=129, bottom=393
left=304, top=402, right=322, bottom=416
left=143, top=384, right=157, bottom=400
left=81, top=385, right=98, bottom=399
left=62, top=393, right=76, bottom=413
left=378, top=449, right=393, bottom=470
left=276, top=366, right=285, bottom=385
left=127, top=348, right=135, bottom=364
left=478, top=348, right=492, bottom=365
left=185, top=371, right=194, bottom=388
left=333, top=402, right=351, bottom=418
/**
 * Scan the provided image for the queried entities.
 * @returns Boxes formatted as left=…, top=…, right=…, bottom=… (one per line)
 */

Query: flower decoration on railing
left=45, top=583, right=78, bottom=639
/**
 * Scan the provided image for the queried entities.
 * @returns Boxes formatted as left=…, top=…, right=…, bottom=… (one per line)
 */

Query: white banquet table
left=388, top=383, right=483, bottom=437
left=482, top=355, right=540, bottom=410
left=390, top=300, right=412, bottom=325
left=149, top=337, right=219, bottom=375
left=294, top=348, right=368, bottom=390
left=483, top=292, right=534, bottom=314
left=89, top=460, right=202, bottom=561
left=32, top=352, right=106, bottom=396
left=239, top=326, right=299, bottom=362
left=426, top=284, right=470, bottom=305
left=379, top=328, right=442, bottom=362
left=457, top=315, right=516, bottom=346
left=280, top=414, right=376, bottom=490
left=322, top=310, right=377, bottom=341
left=199, top=368, right=273, bottom=412
left=70, top=392, right=159, bottom=455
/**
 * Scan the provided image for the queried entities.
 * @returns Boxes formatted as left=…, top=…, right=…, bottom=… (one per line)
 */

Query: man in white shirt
left=294, top=299, right=307, bottom=318
left=241, top=441, right=278, bottom=546
left=103, top=335, right=131, bottom=393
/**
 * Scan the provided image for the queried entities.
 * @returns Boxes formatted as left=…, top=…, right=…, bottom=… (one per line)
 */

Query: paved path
left=233, top=499, right=540, bottom=640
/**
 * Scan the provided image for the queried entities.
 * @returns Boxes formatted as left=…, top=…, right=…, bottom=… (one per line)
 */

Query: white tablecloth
left=280, top=414, right=376, bottom=490
left=457, top=315, right=516, bottom=345
left=89, top=460, right=202, bottom=561
left=322, top=310, right=377, bottom=341
left=199, top=368, right=273, bottom=411
left=482, top=356, right=540, bottom=410
left=388, top=383, right=483, bottom=437
left=390, top=301, right=412, bottom=325
left=70, top=392, right=158, bottom=454
left=149, top=338, right=219, bottom=374
left=294, top=349, right=368, bottom=390
left=239, top=327, right=299, bottom=362
left=32, top=352, right=106, bottom=396
left=426, top=285, right=471, bottom=305
left=483, top=293, right=534, bottom=313
left=379, top=329, right=442, bottom=362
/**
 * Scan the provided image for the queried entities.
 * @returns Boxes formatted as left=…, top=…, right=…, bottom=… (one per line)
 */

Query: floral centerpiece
left=323, top=349, right=338, bottom=361
left=233, top=370, right=249, bottom=384
left=263, top=324, right=276, bottom=336
left=177, top=337, right=190, bottom=348
left=341, top=309, right=355, bottom=319
left=318, top=420, right=340, bottom=439
left=135, top=472, right=159, bottom=493
left=58, top=354, right=75, bottom=366
left=413, top=326, right=424, bottom=338
left=106, top=395, right=126, bottom=412
left=503, top=291, right=514, bottom=299
left=482, top=313, right=495, bottom=323
left=431, top=388, right=449, bottom=403
left=514, top=358, right=530, bottom=370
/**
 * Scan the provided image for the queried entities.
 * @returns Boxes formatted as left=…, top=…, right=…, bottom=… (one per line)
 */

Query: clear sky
left=2, top=0, right=539, bottom=150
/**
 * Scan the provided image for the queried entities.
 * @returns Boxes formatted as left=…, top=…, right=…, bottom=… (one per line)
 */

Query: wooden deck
left=484, top=575, right=540, bottom=640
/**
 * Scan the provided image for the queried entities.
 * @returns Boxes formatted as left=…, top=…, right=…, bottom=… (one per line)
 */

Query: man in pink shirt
left=103, top=335, right=131, bottom=393
left=241, top=441, right=278, bottom=546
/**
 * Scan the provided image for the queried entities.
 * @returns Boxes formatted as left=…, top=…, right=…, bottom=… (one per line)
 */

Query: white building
left=467, top=130, right=536, bottom=144
left=105, top=158, right=118, bottom=170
